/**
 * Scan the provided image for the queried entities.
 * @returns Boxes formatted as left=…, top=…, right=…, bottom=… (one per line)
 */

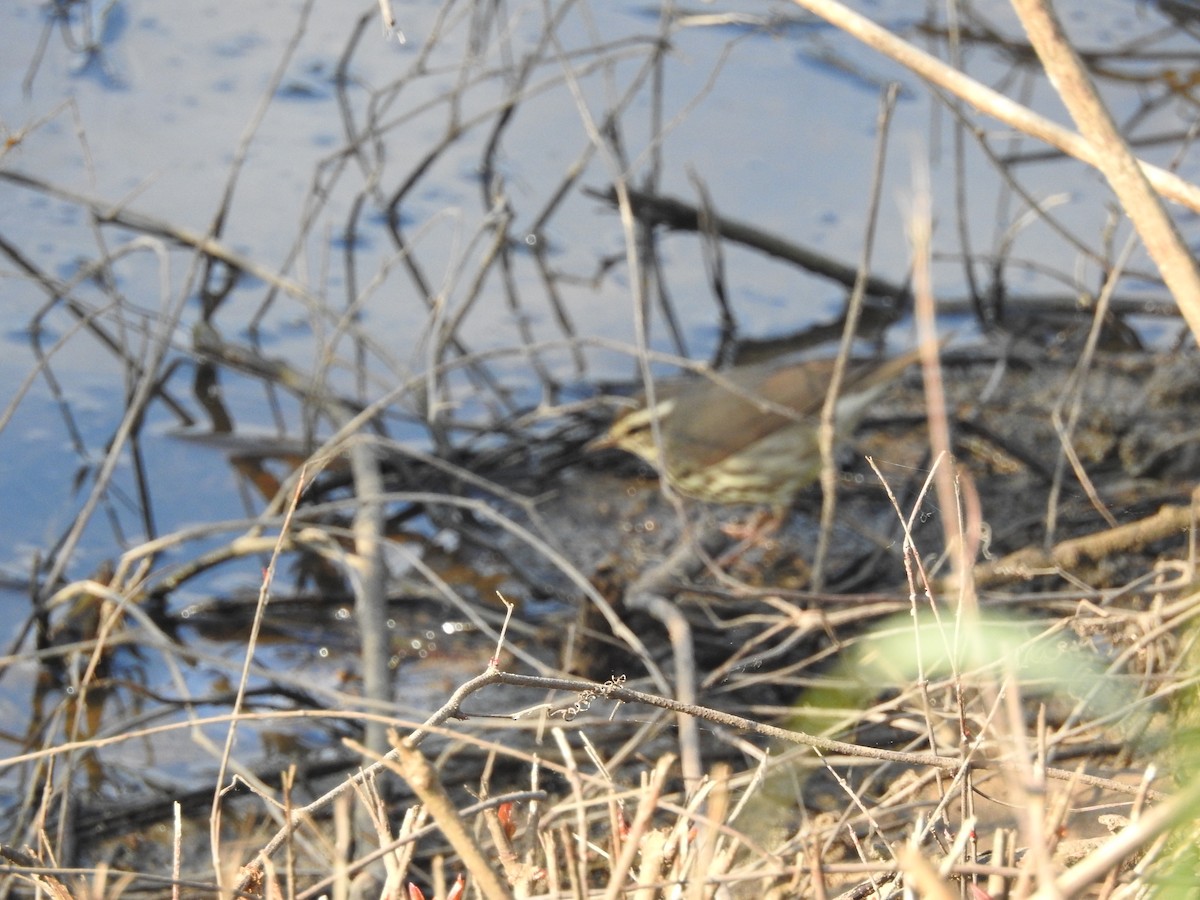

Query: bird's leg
left=714, top=506, right=788, bottom=567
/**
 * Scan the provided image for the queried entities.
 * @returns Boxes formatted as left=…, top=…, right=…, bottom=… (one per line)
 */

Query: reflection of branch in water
left=0, top=228, right=195, bottom=426
left=192, top=361, right=233, bottom=435
left=190, top=321, right=364, bottom=417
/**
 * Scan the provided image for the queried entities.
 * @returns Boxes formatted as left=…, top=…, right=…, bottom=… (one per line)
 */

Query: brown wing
left=663, top=349, right=925, bottom=467
left=662, top=360, right=829, bottom=467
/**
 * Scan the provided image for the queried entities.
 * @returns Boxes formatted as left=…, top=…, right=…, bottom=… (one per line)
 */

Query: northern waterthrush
left=589, top=346, right=928, bottom=509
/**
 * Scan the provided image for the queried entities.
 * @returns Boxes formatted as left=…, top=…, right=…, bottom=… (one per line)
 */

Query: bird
left=588, top=345, right=930, bottom=512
